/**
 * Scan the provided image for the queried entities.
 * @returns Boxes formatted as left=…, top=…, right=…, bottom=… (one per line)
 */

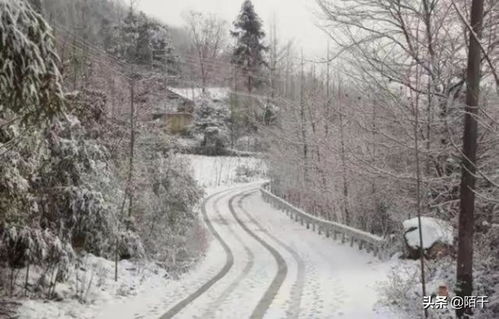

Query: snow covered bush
left=0, top=0, right=66, bottom=229
left=0, top=0, right=206, bottom=308
left=134, top=152, right=204, bottom=270
left=379, top=260, right=423, bottom=315
left=0, top=132, right=38, bottom=227
left=36, top=113, right=121, bottom=257
left=0, top=88, right=128, bottom=298
left=117, top=230, right=145, bottom=260
left=0, top=226, right=73, bottom=270
left=234, top=164, right=259, bottom=182
left=0, top=0, right=65, bottom=125
left=189, top=96, right=231, bottom=155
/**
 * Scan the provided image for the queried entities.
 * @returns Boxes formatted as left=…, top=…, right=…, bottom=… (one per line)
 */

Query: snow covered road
left=159, top=184, right=397, bottom=319
left=22, top=182, right=397, bottom=319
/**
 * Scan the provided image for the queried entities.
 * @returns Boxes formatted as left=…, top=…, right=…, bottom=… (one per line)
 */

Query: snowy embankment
left=17, top=155, right=265, bottom=319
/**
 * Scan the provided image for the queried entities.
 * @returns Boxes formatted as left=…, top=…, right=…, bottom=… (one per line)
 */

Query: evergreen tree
left=108, top=8, right=177, bottom=72
left=108, top=6, right=146, bottom=65
left=101, top=17, right=114, bottom=52
left=150, top=21, right=179, bottom=75
left=135, top=13, right=153, bottom=66
left=231, top=0, right=267, bottom=94
left=121, top=7, right=140, bottom=63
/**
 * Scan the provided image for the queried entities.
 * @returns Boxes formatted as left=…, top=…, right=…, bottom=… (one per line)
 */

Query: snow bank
left=17, top=254, right=170, bottom=319
left=403, top=217, right=453, bottom=249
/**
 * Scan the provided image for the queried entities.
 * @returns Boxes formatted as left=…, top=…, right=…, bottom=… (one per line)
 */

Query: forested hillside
left=0, top=0, right=203, bottom=309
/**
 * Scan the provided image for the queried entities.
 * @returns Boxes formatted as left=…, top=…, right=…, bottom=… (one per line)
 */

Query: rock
left=402, top=217, right=454, bottom=259
left=52, top=290, right=64, bottom=302
left=426, top=241, right=453, bottom=259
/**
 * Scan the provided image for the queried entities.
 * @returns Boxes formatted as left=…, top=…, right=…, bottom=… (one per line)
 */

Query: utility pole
left=456, top=0, right=484, bottom=316
left=414, top=67, right=428, bottom=319
left=325, top=42, right=330, bottom=138
left=128, top=75, right=135, bottom=219
left=322, top=43, right=331, bottom=220
left=300, top=50, right=308, bottom=188
left=338, top=80, right=350, bottom=225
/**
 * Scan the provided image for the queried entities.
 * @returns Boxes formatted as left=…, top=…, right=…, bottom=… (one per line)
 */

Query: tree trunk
left=299, top=52, right=308, bottom=187
left=338, top=82, right=350, bottom=225
left=128, top=78, right=135, bottom=218
left=456, top=0, right=484, bottom=316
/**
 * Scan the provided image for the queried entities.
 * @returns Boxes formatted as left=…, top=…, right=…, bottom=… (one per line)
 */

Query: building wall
left=165, top=113, right=193, bottom=134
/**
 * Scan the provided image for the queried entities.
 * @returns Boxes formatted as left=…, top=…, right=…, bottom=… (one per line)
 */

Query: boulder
left=402, top=217, right=453, bottom=259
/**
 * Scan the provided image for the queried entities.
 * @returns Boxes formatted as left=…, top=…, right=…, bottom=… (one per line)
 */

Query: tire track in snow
left=159, top=188, right=236, bottom=319
left=228, top=191, right=288, bottom=318
left=237, top=191, right=305, bottom=318
left=200, top=192, right=256, bottom=318
left=241, top=189, right=331, bottom=317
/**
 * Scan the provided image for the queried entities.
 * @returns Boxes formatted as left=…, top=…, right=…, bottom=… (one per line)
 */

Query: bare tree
left=183, top=11, right=227, bottom=91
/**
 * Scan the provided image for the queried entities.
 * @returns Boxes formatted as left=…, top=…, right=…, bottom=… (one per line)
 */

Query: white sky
left=136, top=0, right=330, bottom=58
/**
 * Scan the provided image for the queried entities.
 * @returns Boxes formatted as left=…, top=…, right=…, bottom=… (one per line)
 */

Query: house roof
left=168, top=87, right=230, bottom=101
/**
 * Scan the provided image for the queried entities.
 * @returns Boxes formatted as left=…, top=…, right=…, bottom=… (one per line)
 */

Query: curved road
left=159, top=184, right=393, bottom=319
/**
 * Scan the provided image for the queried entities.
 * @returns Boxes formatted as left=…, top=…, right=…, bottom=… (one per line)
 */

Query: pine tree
left=109, top=6, right=146, bottom=65
left=231, top=0, right=267, bottom=94
left=135, top=13, right=153, bottom=66
left=150, top=21, right=179, bottom=75
left=108, top=8, right=177, bottom=72
left=121, top=8, right=140, bottom=63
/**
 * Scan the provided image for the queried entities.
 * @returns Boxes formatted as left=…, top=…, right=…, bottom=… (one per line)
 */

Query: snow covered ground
left=184, top=154, right=266, bottom=188
left=16, top=184, right=252, bottom=319
left=17, top=155, right=405, bottom=318
left=221, top=190, right=399, bottom=318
